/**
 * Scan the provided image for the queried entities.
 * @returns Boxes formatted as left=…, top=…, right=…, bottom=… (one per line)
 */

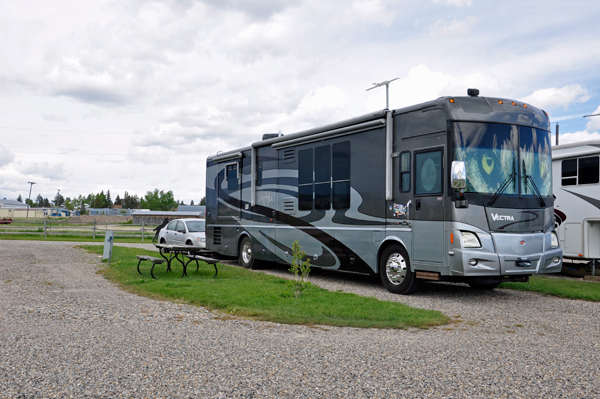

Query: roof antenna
left=366, top=78, right=400, bottom=109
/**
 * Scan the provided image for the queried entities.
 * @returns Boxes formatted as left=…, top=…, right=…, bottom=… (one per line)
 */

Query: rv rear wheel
left=238, top=236, right=255, bottom=269
left=379, top=245, right=419, bottom=295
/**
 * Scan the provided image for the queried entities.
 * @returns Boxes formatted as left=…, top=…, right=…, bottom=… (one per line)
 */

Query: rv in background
left=552, top=140, right=600, bottom=276
left=206, top=89, right=563, bottom=294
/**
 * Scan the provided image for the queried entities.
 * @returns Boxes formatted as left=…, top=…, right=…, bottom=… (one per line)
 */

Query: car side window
left=176, top=221, right=186, bottom=233
left=167, top=220, right=177, bottom=231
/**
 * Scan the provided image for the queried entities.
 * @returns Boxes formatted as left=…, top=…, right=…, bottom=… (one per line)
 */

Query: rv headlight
left=460, top=231, right=482, bottom=248
left=551, top=231, right=559, bottom=248
left=198, top=237, right=206, bottom=242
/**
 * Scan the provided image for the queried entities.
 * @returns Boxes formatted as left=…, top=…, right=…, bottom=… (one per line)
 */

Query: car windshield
left=453, top=122, right=552, bottom=197
left=185, top=220, right=205, bottom=232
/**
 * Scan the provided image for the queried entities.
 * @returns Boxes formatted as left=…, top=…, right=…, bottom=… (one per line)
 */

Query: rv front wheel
left=239, top=236, right=254, bottom=269
left=379, top=245, right=419, bottom=295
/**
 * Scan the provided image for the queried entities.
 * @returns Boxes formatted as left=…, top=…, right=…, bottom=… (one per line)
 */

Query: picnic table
left=153, top=244, right=219, bottom=278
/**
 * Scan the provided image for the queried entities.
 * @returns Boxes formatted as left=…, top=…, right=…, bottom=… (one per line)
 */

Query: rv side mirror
left=451, top=161, right=466, bottom=189
left=451, top=161, right=468, bottom=208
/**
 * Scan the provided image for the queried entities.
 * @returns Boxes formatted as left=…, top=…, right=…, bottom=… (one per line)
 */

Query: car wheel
left=160, top=238, right=166, bottom=244
left=238, top=236, right=254, bottom=269
left=186, top=240, right=193, bottom=246
left=379, top=244, right=419, bottom=295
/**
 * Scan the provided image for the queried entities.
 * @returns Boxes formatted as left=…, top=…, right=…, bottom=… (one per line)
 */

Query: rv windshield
left=453, top=122, right=552, bottom=197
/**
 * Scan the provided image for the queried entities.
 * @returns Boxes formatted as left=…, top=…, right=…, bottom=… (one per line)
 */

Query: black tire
left=160, top=238, right=166, bottom=244
left=379, top=245, right=420, bottom=295
left=238, top=236, right=254, bottom=269
left=186, top=240, right=193, bottom=246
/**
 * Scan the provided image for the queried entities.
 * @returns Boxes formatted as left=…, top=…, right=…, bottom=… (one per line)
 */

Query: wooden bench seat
left=136, top=255, right=166, bottom=279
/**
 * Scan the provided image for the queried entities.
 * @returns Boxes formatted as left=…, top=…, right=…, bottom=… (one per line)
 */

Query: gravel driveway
left=1, top=240, right=599, bottom=398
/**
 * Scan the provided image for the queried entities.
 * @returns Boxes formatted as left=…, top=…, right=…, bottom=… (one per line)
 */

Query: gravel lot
left=1, top=240, right=599, bottom=398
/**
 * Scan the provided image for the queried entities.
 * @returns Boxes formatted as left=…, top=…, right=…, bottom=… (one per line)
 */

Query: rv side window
left=579, top=156, right=599, bottom=185
left=298, top=149, right=313, bottom=210
left=400, top=151, right=411, bottom=192
left=332, top=141, right=351, bottom=209
left=315, top=145, right=331, bottom=210
left=257, top=159, right=263, bottom=187
left=226, top=164, right=238, bottom=190
left=561, top=159, right=577, bottom=186
left=415, top=149, right=443, bottom=195
left=562, top=156, right=600, bottom=186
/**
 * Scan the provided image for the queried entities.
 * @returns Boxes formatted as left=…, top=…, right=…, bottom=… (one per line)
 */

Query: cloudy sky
left=1, top=0, right=600, bottom=205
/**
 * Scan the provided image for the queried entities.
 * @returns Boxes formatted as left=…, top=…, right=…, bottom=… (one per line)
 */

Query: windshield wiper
left=488, top=172, right=516, bottom=206
left=524, top=174, right=546, bottom=207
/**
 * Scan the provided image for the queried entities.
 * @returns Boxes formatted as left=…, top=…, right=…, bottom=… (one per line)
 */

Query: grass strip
left=501, top=276, right=600, bottom=301
left=0, top=234, right=150, bottom=243
left=85, top=245, right=448, bottom=329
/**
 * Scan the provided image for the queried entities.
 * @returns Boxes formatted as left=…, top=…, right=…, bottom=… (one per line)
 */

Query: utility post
left=26, top=181, right=36, bottom=218
left=56, top=189, right=60, bottom=218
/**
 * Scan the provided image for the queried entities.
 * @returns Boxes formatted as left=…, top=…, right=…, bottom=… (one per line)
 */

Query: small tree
left=286, top=240, right=311, bottom=298
left=17, top=194, right=22, bottom=202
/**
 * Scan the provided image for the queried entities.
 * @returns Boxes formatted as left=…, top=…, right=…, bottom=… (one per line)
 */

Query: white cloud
left=584, top=105, right=600, bottom=132
left=21, top=162, right=68, bottom=181
left=433, top=0, right=473, bottom=7
left=0, top=146, right=15, bottom=168
left=521, top=85, right=590, bottom=111
left=343, top=0, right=395, bottom=27
left=428, top=17, right=475, bottom=37
left=1, top=0, right=600, bottom=202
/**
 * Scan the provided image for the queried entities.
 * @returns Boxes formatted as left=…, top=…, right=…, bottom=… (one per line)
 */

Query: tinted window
left=167, top=220, right=177, bottom=231
left=298, top=185, right=313, bottom=211
left=298, top=149, right=313, bottom=185
left=315, top=145, right=331, bottom=210
left=315, top=146, right=331, bottom=183
left=562, top=159, right=577, bottom=186
left=579, top=156, right=599, bottom=184
left=257, top=159, right=263, bottom=187
left=227, top=164, right=238, bottom=190
left=415, top=150, right=443, bottom=195
left=400, top=151, right=410, bottom=192
left=332, top=142, right=350, bottom=181
left=332, top=142, right=351, bottom=209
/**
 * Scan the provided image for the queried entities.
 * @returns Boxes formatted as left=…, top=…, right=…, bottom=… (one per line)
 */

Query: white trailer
left=552, top=140, right=600, bottom=276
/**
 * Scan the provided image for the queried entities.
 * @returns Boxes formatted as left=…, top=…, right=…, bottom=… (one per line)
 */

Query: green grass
left=501, top=276, right=600, bottom=301
left=85, top=245, right=448, bottom=329
left=0, top=234, right=151, bottom=243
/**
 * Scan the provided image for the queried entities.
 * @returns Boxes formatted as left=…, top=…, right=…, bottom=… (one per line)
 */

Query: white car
left=158, top=218, right=206, bottom=248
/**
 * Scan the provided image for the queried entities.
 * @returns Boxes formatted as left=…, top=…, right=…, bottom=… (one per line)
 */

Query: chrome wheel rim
left=385, top=253, right=407, bottom=285
left=241, top=242, right=252, bottom=265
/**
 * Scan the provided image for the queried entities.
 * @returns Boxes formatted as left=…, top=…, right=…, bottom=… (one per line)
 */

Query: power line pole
left=26, top=182, right=36, bottom=218
left=56, top=189, right=60, bottom=217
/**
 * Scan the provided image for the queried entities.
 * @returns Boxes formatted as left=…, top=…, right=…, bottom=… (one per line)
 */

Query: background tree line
left=17, top=190, right=205, bottom=213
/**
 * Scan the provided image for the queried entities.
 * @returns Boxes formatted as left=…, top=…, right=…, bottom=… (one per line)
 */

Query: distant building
left=88, top=208, right=133, bottom=216
left=177, top=205, right=206, bottom=214
left=0, top=199, right=26, bottom=209
left=131, top=210, right=204, bottom=225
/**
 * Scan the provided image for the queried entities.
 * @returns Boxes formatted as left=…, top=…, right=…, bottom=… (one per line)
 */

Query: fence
left=0, top=218, right=157, bottom=241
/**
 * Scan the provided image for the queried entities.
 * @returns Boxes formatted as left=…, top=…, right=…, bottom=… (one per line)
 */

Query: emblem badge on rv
left=491, top=213, right=515, bottom=222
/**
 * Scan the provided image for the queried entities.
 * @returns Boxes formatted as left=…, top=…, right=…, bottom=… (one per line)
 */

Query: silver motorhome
left=206, top=89, right=563, bottom=294
left=552, top=140, right=600, bottom=274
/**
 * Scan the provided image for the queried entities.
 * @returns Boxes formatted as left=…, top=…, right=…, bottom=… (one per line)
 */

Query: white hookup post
left=103, top=230, right=114, bottom=266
